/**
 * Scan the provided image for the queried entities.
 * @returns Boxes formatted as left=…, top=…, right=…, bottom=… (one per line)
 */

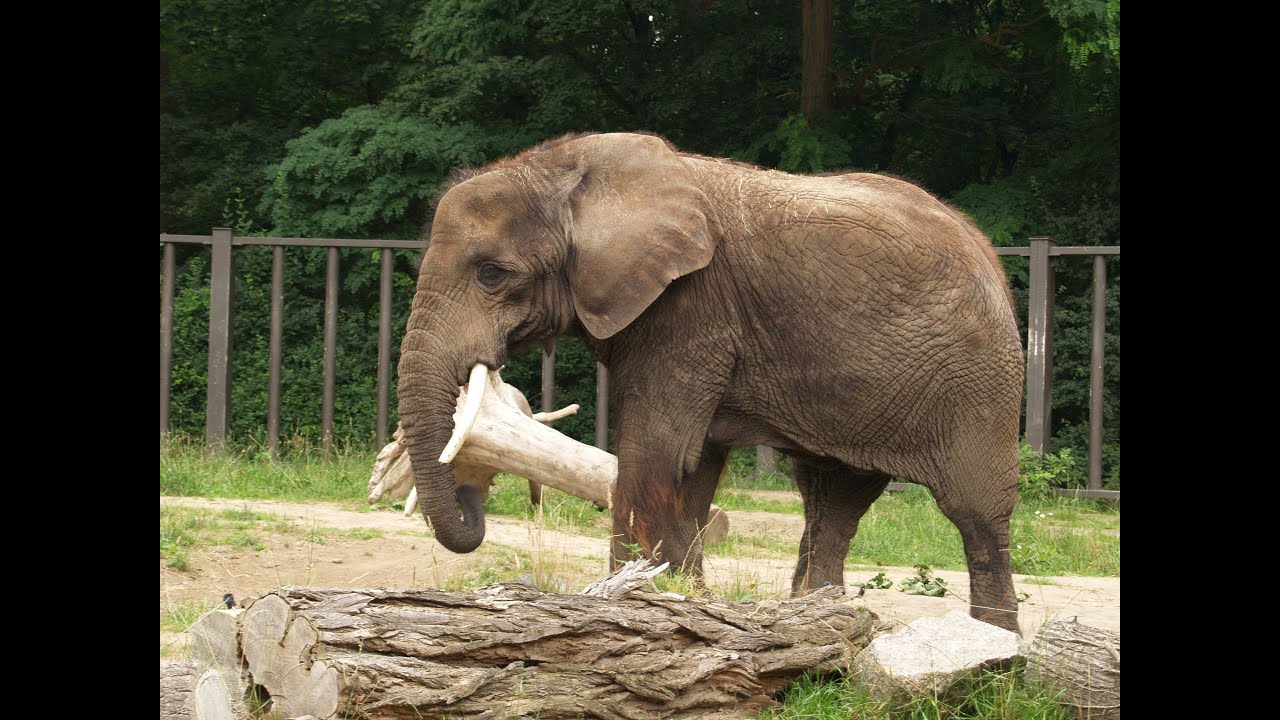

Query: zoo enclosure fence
left=159, top=230, right=1119, bottom=499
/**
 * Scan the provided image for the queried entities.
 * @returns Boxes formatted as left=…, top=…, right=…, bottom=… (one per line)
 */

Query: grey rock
left=853, top=610, right=1025, bottom=699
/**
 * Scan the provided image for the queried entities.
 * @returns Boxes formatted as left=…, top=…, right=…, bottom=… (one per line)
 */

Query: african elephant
left=397, top=132, right=1024, bottom=630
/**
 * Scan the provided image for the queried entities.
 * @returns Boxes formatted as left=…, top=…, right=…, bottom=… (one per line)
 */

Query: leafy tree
left=161, top=0, right=1120, bottom=483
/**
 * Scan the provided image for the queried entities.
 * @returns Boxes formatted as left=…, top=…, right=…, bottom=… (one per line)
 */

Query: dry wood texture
left=1027, top=619, right=1120, bottom=719
left=159, top=660, right=240, bottom=720
left=367, top=373, right=729, bottom=543
left=207, top=582, right=875, bottom=719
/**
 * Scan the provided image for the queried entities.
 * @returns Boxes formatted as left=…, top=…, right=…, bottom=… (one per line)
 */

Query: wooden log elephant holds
left=368, top=371, right=729, bottom=544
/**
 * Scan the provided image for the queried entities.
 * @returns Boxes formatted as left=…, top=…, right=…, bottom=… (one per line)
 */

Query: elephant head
left=396, top=133, right=717, bottom=553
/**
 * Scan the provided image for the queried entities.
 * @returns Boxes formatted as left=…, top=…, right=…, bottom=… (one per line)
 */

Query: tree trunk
left=1027, top=620, right=1120, bottom=720
left=801, top=0, right=834, bottom=115
left=755, top=446, right=779, bottom=477
left=197, top=581, right=877, bottom=719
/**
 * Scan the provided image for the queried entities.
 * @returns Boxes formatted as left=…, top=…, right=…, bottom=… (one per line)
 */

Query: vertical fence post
left=206, top=228, right=234, bottom=451
left=756, top=446, right=779, bottom=478
left=1088, top=255, right=1107, bottom=490
left=595, top=363, right=609, bottom=451
left=268, top=246, right=284, bottom=458
left=322, top=246, right=339, bottom=458
left=160, top=242, right=176, bottom=450
left=1024, top=237, right=1056, bottom=456
left=377, top=248, right=393, bottom=447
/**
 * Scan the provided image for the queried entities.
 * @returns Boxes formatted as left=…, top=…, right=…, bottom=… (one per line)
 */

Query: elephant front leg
left=791, top=459, right=890, bottom=594
left=610, top=442, right=726, bottom=579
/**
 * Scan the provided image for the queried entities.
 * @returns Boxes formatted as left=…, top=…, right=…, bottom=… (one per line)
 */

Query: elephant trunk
left=397, top=332, right=487, bottom=554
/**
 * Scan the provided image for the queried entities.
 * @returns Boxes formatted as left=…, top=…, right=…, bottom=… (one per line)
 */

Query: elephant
left=397, top=132, right=1025, bottom=631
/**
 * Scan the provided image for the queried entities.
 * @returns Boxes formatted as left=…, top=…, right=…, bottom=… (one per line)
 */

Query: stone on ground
left=853, top=610, right=1025, bottom=699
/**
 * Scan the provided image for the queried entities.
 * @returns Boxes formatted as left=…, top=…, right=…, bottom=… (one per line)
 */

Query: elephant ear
left=563, top=133, right=716, bottom=339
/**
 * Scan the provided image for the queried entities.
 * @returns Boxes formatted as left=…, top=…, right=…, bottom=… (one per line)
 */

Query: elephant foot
left=790, top=560, right=844, bottom=596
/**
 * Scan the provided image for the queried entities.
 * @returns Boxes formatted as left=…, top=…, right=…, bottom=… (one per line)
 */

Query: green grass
left=159, top=505, right=386, bottom=563
left=162, top=437, right=1117, bottom=577
left=712, top=489, right=804, bottom=514
left=160, top=504, right=212, bottom=570
left=765, top=668, right=1074, bottom=720
left=160, top=433, right=374, bottom=504
left=482, top=473, right=611, bottom=536
left=843, top=487, right=1119, bottom=577
left=160, top=601, right=221, bottom=634
left=707, top=532, right=796, bottom=558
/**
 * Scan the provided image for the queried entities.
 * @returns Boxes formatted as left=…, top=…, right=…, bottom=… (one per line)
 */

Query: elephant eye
left=476, top=262, right=508, bottom=288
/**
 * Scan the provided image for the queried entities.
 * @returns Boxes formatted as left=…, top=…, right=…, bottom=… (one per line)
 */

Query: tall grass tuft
left=765, top=667, right=1074, bottom=719
left=161, top=432, right=373, bottom=503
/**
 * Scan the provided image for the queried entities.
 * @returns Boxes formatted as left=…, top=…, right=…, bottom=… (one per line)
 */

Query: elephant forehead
left=434, top=174, right=537, bottom=244
left=445, top=171, right=531, bottom=219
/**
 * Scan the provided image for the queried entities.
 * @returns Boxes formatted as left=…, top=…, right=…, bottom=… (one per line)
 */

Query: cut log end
left=1027, top=619, right=1120, bottom=720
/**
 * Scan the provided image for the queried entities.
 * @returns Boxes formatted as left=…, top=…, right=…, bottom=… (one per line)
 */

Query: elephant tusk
left=532, top=404, right=580, bottom=424
left=439, top=364, right=489, bottom=464
left=404, top=486, right=418, bottom=517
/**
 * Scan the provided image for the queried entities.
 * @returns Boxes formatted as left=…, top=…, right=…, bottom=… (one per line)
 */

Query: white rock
left=853, top=610, right=1025, bottom=698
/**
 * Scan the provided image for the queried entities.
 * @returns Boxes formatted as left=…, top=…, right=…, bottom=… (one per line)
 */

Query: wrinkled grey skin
left=398, top=132, right=1024, bottom=630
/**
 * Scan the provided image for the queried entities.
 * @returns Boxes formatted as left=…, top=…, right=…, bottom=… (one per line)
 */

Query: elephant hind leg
left=919, top=444, right=1020, bottom=632
left=791, top=457, right=890, bottom=595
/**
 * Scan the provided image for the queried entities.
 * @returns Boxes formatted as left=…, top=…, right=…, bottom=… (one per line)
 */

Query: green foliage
left=1018, top=443, right=1082, bottom=500
left=161, top=0, right=1119, bottom=468
left=1046, top=0, right=1122, bottom=70
left=160, top=0, right=421, bottom=234
left=720, top=447, right=793, bottom=491
left=862, top=572, right=893, bottom=590
left=263, top=107, right=517, bottom=240
left=741, top=114, right=853, bottom=173
left=899, top=564, right=949, bottom=597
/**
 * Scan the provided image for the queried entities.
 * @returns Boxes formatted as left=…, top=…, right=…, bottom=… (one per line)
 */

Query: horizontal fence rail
left=160, top=231, right=1118, bottom=498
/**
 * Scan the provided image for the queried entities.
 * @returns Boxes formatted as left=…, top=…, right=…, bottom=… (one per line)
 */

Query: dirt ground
left=159, top=494, right=1118, bottom=655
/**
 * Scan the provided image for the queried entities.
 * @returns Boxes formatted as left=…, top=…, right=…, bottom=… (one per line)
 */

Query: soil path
left=160, top=496, right=1118, bottom=654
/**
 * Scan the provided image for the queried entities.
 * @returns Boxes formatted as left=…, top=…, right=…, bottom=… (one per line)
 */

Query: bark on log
left=218, top=582, right=876, bottom=719
left=160, top=661, right=197, bottom=720
left=1027, top=620, right=1120, bottom=719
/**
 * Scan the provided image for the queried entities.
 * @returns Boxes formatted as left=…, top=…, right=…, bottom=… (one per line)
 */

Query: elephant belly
left=704, top=412, right=806, bottom=454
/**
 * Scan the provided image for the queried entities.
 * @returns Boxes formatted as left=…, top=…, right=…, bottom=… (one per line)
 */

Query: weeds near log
left=766, top=666, right=1074, bottom=720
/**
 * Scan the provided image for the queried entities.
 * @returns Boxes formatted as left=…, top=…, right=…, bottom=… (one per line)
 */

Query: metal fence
left=160, top=230, right=1119, bottom=498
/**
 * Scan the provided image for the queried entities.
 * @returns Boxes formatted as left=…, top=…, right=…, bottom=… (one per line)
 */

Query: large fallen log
left=368, top=370, right=729, bottom=544
left=192, top=574, right=876, bottom=719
